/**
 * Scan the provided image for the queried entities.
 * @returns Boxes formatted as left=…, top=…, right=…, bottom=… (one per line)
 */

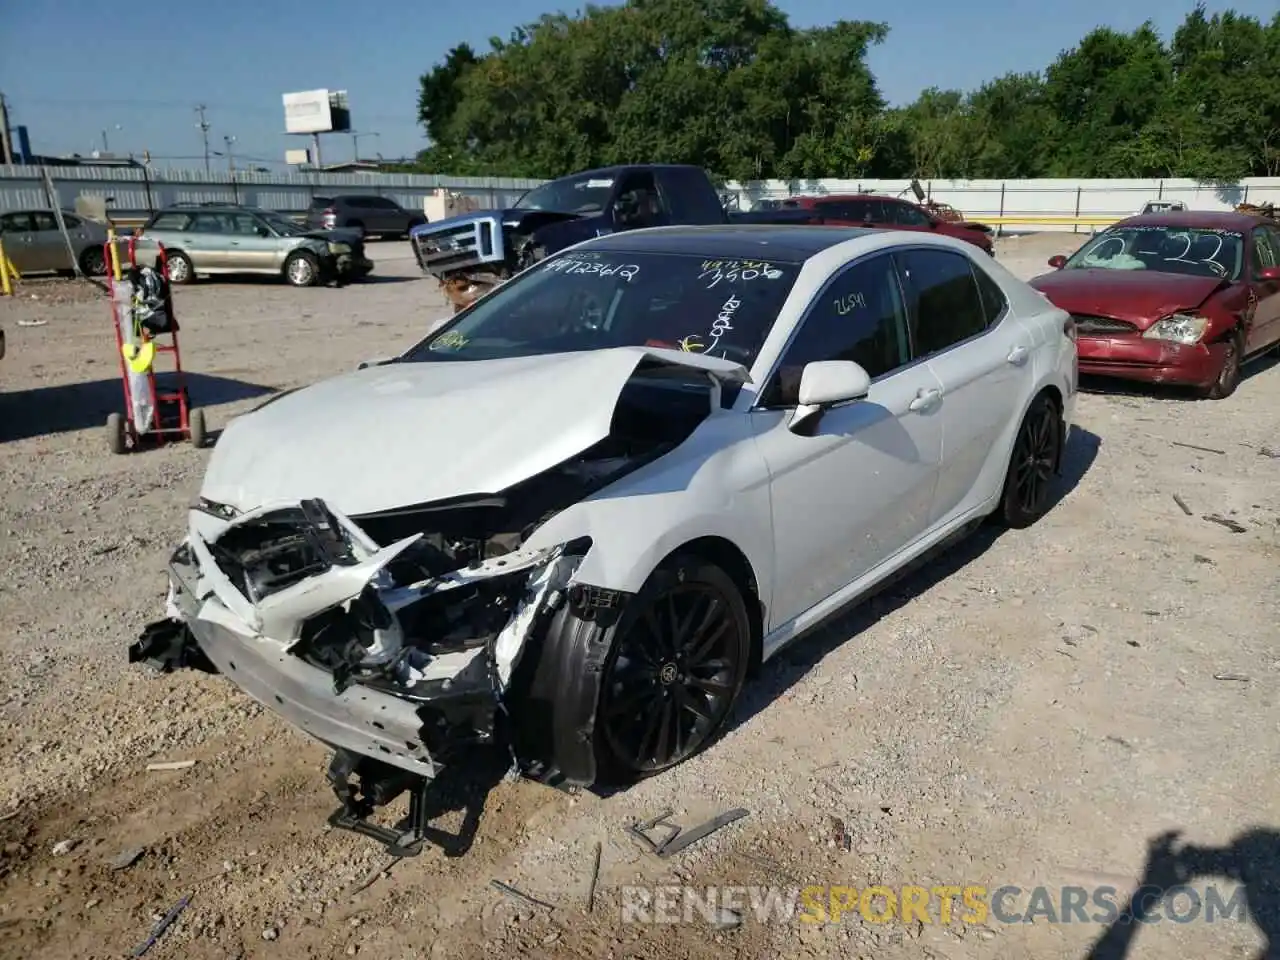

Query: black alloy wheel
left=998, top=393, right=1062, bottom=528
left=598, top=561, right=749, bottom=778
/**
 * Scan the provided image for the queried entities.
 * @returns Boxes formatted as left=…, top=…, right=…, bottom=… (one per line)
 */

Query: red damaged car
left=1031, top=212, right=1280, bottom=399
left=786, top=194, right=996, bottom=256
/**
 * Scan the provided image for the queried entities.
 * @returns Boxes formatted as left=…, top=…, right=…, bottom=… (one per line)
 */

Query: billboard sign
left=282, top=89, right=352, bottom=134
left=285, top=148, right=312, bottom=165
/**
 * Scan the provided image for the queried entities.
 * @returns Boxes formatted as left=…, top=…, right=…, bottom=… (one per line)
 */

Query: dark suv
left=305, top=195, right=426, bottom=240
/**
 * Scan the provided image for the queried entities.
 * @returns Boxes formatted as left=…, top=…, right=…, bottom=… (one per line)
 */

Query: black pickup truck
left=409, top=164, right=814, bottom=310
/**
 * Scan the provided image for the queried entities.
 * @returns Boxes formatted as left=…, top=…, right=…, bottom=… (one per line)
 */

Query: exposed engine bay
left=130, top=367, right=720, bottom=852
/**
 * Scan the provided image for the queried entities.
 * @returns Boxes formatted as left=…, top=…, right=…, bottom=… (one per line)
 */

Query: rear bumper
left=1077, top=335, right=1224, bottom=388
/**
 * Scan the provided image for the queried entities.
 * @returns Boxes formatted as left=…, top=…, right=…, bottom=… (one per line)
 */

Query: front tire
left=997, top=393, right=1063, bottom=529
left=283, top=251, right=320, bottom=287
left=1198, top=331, right=1242, bottom=400
left=593, top=555, right=751, bottom=784
left=79, top=246, right=106, bottom=277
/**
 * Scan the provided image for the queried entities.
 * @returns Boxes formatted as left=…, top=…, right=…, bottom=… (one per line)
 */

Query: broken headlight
left=1143, top=314, right=1208, bottom=345
left=208, top=500, right=357, bottom=603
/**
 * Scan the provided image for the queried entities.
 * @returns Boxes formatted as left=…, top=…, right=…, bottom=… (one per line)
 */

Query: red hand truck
left=105, top=234, right=206, bottom=454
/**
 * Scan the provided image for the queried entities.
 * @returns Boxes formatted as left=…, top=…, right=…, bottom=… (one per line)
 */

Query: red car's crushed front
left=1029, top=212, right=1276, bottom=394
left=1031, top=268, right=1237, bottom=388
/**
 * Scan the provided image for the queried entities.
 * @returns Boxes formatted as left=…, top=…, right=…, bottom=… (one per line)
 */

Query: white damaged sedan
left=134, top=224, right=1075, bottom=851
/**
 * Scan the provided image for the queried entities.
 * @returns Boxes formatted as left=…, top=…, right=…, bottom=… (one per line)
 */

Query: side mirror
left=1048, top=255, right=1067, bottom=269
left=789, top=361, right=871, bottom=432
left=1258, top=265, right=1280, bottom=282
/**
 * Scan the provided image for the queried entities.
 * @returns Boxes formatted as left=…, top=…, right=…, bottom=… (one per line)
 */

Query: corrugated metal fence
left=725, top=177, right=1280, bottom=233
left=2, top=165, right=1279, bottom=234
left=0, top=164, right=548, bottom=222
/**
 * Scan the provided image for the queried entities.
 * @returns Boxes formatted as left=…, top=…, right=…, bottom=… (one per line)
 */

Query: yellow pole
left=106, top=229, right=122, bottom=282
left=0, top=239, right=11, bottom=296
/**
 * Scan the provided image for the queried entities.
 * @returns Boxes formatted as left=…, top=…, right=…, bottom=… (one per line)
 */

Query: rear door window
left=149, top=212, right=193, bottom=231
left=894, top=248, right=990, bottom=357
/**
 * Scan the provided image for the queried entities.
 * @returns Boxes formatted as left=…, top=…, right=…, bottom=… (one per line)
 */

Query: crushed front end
left=131, top=495, right=587, bottom=853
left=410, top=214, right=512, bottom=312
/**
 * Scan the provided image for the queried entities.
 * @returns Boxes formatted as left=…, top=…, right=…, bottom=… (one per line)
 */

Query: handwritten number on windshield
left=698, top=259, right=784, bottom=289
left=546, top=257, right=640, bottom=279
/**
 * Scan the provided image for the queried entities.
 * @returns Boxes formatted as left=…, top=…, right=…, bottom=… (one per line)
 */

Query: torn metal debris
left=629, top=808, right=750, bottom=858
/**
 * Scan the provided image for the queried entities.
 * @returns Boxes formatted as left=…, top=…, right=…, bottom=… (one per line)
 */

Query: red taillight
left=322, top=208, right=335, bottom=216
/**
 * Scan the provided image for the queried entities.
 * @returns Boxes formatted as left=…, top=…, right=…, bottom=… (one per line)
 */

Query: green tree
left=410, top=2, right=1280, bottom=182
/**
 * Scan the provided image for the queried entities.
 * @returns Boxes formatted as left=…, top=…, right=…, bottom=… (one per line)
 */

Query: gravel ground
left=1, top=234, right=1278, bottom=960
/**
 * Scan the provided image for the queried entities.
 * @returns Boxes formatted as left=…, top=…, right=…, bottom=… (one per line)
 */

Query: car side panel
left=750, top=366, right=944, bottom=628
left=926, top=313, right=1038, bottom=522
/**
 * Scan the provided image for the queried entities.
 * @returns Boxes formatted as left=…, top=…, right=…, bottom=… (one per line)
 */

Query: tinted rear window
left=309, top=197, right=333, bottom=210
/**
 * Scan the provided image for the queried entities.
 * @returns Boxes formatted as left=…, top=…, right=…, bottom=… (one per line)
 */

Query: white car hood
left=200, top=346, right=749, bottom=516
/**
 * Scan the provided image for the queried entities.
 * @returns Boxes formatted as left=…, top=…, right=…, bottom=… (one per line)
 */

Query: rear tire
left=165, top=251, right=195, bottom=285
left=997, top=393, right=1063, bottom=529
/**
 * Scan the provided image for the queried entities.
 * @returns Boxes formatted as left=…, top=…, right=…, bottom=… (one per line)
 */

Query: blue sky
left=1, top=0, right=1274, bottom=170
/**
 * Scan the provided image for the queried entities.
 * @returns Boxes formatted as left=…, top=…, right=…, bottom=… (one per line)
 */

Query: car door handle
left=1007, top=345, right=1030, bottom=365
left=908, top=387, right=942, bottom=411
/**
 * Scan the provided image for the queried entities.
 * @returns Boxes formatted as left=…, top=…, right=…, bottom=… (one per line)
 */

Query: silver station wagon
left=134, top=203, right=373, bottom=287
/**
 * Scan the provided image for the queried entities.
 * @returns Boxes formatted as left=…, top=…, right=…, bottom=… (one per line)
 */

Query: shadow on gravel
left=1084, top=827, right=1279, bottom=960
left=189, top=273, right=419, bottom=287
left=719, top=424, right=1102, bottom=743
left=0, top=372, right=275, bottom=443
left=1079, top=351, right=1279, bottom=401
left=378, top=750, right=512, bottom=858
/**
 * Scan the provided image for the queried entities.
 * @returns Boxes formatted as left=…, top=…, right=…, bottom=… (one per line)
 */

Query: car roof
left=581, top=224, right=881, bottom=260
left=557, top=163, right=706, bottom=178
left=1112, top=211, right=1265, bottom=230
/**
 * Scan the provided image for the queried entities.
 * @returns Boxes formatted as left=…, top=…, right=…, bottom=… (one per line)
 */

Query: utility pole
left=223, top=135, right=236, bottom=175
left=195, top=104, right=211, bottom=175
left=352, top=131, right=379, bottom=162
left=0, top=93, right=15, bottom=164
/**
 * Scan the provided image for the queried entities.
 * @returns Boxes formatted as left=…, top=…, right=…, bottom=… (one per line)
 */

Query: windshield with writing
left=1064, top=225, right=1244, bottom=280
left=401, top=250, right=800, bottom=368
left=513, top=174, right=616, bottom=214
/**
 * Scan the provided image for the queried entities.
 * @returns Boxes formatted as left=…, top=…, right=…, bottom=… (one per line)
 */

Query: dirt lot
left=1, top=234, right=1277, bottom=960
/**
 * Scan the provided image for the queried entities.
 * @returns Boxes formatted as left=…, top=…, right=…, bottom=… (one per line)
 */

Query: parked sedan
left=789, top=194, right=996, bottom=255
left=131, top=226, right=1075, bottom=850
left=0, top=209, right=110, bottom=275
left=135, top=204, right=373, bottom=287
left=1031, top=211, right=1280, bottom=399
